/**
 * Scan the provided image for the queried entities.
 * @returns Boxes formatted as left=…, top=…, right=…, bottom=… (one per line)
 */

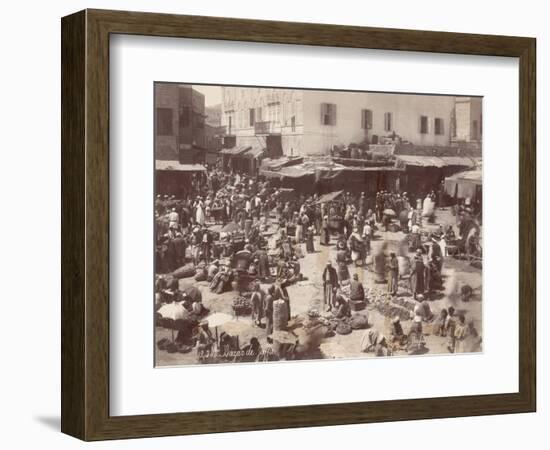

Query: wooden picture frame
left=61, top=9, right=536, bottom=441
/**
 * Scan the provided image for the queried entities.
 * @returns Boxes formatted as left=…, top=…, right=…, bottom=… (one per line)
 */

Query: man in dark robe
left=410, top=249, right=425, bottom=299
left=322, top=261, right=338, bottom=311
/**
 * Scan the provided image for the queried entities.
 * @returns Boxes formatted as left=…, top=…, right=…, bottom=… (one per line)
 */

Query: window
left=361, top=109, right=373, bottom=129
left=249, top=108, right=255, bottom=126
left=156, top=108, right=173, bottom=135
left=180, top=106, right=191, bottom=128
left=420, top=115, right=429, bottom=134
left=384, top=112, right=393, bottom=132
left=434, top=117, right=444, bottom=135
left=472, top=120, right=478, bottom=139
left=321, top=103, right=336, bottom=125
left=228, top=115, right=232, bottom=134
left=291, top=115, right=296, bottom=132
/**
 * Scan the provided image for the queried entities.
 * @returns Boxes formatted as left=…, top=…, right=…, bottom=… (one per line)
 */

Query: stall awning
left=243, top=147, right=266, bottom=159
left=444, top=170, right=482, bottom=199
left=396, top=155, right=475, bottom=168
left=315, top=190, right=344, bottom=204
left=155, top=160, right=206, bottom=172
left=219, top=145, right=251, bottom=156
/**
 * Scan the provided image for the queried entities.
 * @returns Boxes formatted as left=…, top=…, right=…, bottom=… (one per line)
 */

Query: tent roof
left=396, top=155, right=475, bottom=168
left=155, top=160, right=206, bottom=172
left=243, top=147, right=266, bottom=159
left=219, top=145, right=251, bottom=156
left=445, top=169, right=482, bottom=183
left=315, top=190, right=344, bottom=204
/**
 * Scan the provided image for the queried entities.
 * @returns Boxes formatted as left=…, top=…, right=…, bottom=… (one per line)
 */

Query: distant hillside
left=205, top=104, right=222, bottom=127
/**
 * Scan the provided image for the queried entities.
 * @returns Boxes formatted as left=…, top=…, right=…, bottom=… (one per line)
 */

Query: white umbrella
left=157, top=303, right=187, bottom=341
left=157, top=302, right=187, bottom=321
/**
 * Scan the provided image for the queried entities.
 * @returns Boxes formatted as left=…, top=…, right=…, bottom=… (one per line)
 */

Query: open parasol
left=157, top=302, right=188, bottom=341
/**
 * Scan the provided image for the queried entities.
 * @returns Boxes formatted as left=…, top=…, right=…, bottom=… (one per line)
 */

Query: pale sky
left=193, top=85, right=222, bottom=106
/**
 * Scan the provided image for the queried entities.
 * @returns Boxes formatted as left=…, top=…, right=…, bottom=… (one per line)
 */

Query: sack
left=335, top=322, right=352, bottom=335
left=172, top=264, right=196, bottom=279
left=156, top=338, right=170, bottom=350
left=350, top=313, right=369, bottom=329
left=195, top=268, right=207, bottom=281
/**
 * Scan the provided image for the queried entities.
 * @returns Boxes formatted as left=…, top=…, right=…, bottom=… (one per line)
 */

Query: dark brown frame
left=61, top=9, right=536, bottom=441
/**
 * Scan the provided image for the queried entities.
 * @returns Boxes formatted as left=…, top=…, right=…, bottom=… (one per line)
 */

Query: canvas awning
left=155, top=160, right=206, bottom=172
left=261, top=166, right=314, bottom=179
left=315, top=190, right=344, bottom=204
left=243, top=147, right=266, bottom=159
left=444, top=170, right=482, bottom=199
left=219, top=145, right=251, bottom=156
left=395, top=155, right=475, bottom=168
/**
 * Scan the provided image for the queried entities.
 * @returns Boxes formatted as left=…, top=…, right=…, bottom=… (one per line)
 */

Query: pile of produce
left=232, top=296, right=252, bottom=315
left=367, top=287, right=412, bottom=322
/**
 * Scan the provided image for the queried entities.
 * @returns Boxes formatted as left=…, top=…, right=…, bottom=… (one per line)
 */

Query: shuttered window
left=321, top=103, right=337, bottom=125
left=434, top=117, right=444, bottom=135
left=420, top=115, right=429, bottom=134
left=361, top=109, right=373, bottom=129
left=384, top=112, right=393, bottom=132
left=249, top=108, right=255, bottom=126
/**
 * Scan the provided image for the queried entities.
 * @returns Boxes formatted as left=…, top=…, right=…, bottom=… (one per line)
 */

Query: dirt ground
left=156, top=207, right=482, bottom=366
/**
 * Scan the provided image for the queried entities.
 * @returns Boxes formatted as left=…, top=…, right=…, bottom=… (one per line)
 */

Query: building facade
left=221, top=86, right=458, bottom=157
left=155, top=83, right=207, bottom=164
left=451, top=96, right=483, bottom=149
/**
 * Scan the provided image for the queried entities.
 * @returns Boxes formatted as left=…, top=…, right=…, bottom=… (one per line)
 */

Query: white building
left=221, top=86, right=458, bottom=157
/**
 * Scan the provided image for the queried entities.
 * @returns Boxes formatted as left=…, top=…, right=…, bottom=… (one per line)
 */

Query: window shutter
left=331, top=104, right=337, bottom=125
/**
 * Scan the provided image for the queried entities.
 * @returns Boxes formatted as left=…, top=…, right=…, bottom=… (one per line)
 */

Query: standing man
left=387, top=252, right=399, bottom=296
left=410, top=249, right=425, bottom=299
left=322, top=261, right=338, bottom=311
left=264, top=285, right=275, bottom=335
left=250, top=282, right=264, bottom=327
left=168, top=207, right=179, bottom=230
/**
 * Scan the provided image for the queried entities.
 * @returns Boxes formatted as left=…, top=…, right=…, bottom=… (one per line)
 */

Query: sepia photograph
left=154, top=83, right=483, bottom=367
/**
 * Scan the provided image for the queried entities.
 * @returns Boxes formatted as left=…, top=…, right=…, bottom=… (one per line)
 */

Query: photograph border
left=61, top=9, right=536, bottom=440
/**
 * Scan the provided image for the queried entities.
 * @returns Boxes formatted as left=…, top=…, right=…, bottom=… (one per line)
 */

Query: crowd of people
left=155, top=165, right=482, bottom=361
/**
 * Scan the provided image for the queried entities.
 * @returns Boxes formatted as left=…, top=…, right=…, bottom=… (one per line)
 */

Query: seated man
left=333, top=290, right=351, bottom=319
left=196, top=320, right=215, bottom=359
left=349, top=273, right=365, bottom=302
left=389, top=316, right=408, bottom=348
left=360, top=328, right=389, bottom=356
